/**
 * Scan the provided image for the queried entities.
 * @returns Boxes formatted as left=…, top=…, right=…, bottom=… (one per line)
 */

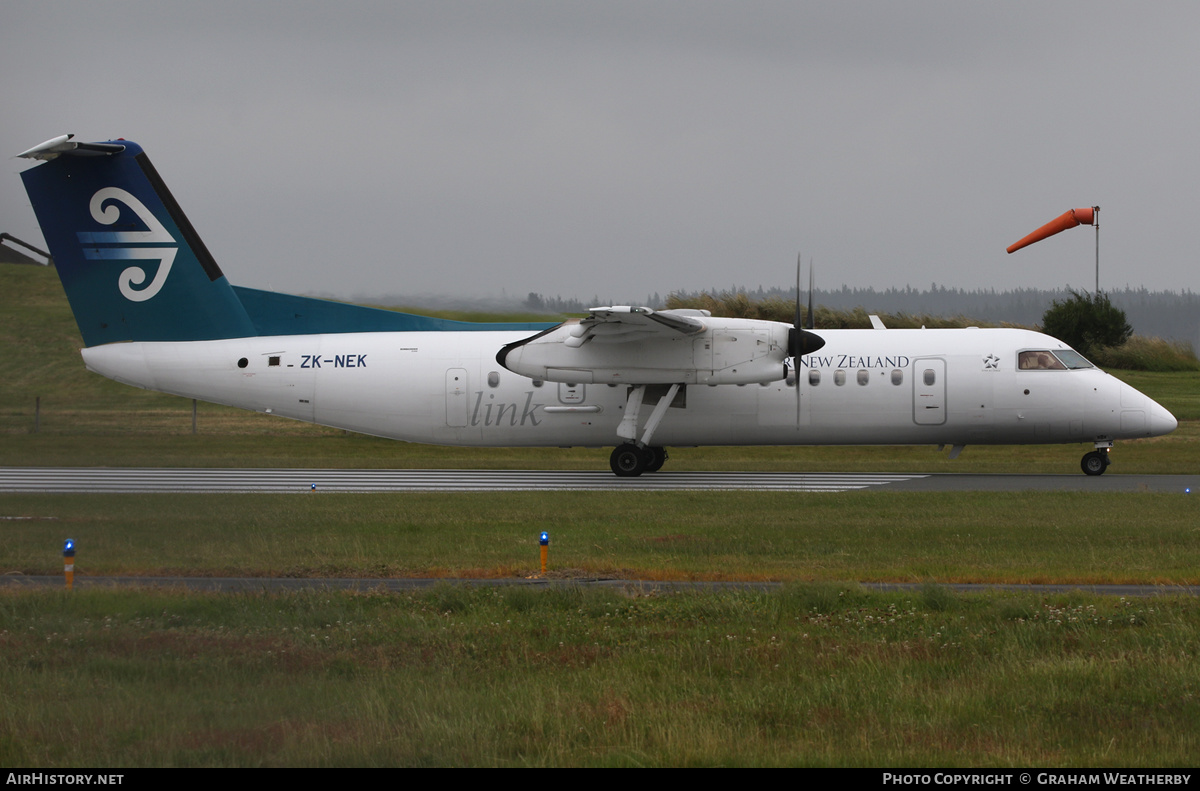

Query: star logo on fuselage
left=982, top=353, right=999, bottom=370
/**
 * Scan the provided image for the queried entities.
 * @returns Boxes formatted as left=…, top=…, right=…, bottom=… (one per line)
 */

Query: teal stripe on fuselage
left=232, top=286, right=557, bottom=336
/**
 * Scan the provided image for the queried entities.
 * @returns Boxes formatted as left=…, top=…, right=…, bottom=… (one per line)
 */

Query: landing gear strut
left=1081, top=448, right=1111, bottom=476
left=610, top=383, right=680, bottom=477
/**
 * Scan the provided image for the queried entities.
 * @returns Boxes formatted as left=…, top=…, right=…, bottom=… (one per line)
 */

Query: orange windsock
left=1006, top=207, right=1096, bottom=254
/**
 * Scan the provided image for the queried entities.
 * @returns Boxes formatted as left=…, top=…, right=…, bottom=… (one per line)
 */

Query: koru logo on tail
left=77, top=187, right=177, bottom=302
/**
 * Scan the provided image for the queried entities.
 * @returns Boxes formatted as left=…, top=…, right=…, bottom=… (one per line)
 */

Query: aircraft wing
left=567, top=306, right=707, bottom=347
left=497, top=305, right=790, bottom=386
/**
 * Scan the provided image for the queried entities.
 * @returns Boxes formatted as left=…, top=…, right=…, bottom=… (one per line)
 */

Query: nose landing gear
left=1081, top=447, right=1111, bottom=476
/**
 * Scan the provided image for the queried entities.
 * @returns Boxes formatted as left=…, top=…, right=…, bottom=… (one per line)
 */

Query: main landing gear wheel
left=610, top=443, right=648, bottom=477
left=644, top=446, right=668, bottom=473
left=1081, top=450, right=1111, bottom=476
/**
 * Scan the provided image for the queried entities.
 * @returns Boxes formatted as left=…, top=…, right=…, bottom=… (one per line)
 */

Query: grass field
left=3, top=490, right=1199, bottom=584
left=2, top=584, right=1199, bottom=766
left=3, top=262, right=1200, bottom=766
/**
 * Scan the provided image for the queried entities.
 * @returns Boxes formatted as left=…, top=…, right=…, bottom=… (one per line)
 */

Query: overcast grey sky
left=4, top=1, right=1198, bottom=303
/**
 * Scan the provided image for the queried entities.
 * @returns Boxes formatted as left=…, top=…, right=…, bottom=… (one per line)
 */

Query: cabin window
left=532, top=380, right=544, bottom=388
left=808, top=369, right=821, bottom=386
left=487, top=371, right=500, bottom=387
left=834, top=370, right=846, bottom=386
left=237, top=358, right=248, bottom=369
left=891, top=369, right=903, bottom=386
left=856, top=370, right=869, bottom=386
left=923, top=368, right=936, bottom=386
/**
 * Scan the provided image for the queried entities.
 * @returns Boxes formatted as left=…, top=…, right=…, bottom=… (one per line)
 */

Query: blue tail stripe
left=232, top=286, right=556, bottom=336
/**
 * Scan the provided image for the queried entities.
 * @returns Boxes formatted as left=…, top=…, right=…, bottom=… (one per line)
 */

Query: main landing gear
left=609, top=383, right=679, bottom=477
left=610, top=443, right=668, bottom=477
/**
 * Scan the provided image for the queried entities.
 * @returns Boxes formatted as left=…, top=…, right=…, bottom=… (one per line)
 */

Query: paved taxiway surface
left=0, top=467, right=1195, bottom=493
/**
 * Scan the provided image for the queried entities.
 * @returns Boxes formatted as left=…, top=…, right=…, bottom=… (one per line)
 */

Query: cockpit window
left=1053, top=349, right=1094, bottom=369
left=1018, top=350, right=1092, bottom=370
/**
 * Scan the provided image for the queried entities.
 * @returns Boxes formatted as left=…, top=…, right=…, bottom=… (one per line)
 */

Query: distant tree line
left=366, top=283, right=1200, bottom=349
left=659, top=284, right=1200, bottom=348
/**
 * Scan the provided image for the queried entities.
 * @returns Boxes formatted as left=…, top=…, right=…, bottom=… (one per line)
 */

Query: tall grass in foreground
left=1, top=585, right=1197, bottom=766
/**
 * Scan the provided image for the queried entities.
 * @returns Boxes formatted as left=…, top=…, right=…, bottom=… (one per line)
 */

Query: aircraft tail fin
left=18, top=134, right=257, bottom=346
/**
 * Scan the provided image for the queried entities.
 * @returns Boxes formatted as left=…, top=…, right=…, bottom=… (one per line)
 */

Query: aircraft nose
left=1149, top=399, right=1178, bottom=436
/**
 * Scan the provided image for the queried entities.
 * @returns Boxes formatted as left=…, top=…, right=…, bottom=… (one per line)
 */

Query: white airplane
left=17, top=134, right=1177, bottom=476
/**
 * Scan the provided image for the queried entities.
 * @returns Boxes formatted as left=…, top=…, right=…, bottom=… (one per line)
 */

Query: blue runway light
left=63, top=538, right=76, bottom=591
left=540, top=532, right=549, bottom=546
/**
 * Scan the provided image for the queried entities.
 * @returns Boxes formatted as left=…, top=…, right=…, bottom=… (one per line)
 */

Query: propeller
left=788, top=253, right=825, bottom=424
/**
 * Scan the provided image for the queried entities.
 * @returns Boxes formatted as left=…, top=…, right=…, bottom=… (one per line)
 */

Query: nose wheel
left=1081, top=449, right=1111, bottom=476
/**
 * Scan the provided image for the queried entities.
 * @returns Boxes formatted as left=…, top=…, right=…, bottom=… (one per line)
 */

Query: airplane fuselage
left=17, top=134, right=1177, bottom=475
left=82, top=325, right=1173, bottom=450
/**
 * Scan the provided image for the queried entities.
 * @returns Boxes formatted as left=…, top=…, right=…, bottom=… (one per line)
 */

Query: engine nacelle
left=498, top=317, right=791, bottom=385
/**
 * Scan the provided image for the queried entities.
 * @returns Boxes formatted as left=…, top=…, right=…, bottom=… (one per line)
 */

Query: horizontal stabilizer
left=18, top=133, right=127, bottom=161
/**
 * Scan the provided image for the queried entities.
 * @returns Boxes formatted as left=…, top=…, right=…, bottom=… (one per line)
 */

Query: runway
left=0, top=467, right=1194, bottom=493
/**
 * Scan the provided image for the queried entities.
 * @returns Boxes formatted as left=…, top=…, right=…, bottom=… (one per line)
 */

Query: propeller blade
left=795, top=254, right=802, bottom=425
left=807, top=262, right=815, bottom=330
left=794, top=252, right=803, bottom=331
left=788, top=255, right=827, bottom=426
left=789, top=254, right=827, bottom=425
